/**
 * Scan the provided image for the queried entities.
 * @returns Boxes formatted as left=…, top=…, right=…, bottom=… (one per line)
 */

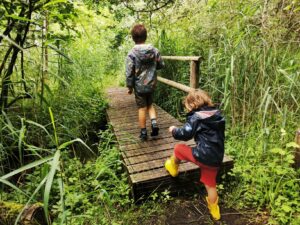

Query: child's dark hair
left=184, top=89, right=214, bottom=111
left=131, top=24, right=147, bottom=43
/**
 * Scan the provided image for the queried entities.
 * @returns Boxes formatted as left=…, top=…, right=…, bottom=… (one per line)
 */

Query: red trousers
left=174, top=144, right=219, bottom=187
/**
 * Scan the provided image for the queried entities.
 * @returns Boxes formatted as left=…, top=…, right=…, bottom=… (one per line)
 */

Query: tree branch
left=124, top=0, right=173, bottom=13
left=7, top=93, right=32, bottom=108
left=0, top=0, right=16, bottom=44
left=20, top=51, right=29, bottom=93
left=0, top=46, right=13, bottom=77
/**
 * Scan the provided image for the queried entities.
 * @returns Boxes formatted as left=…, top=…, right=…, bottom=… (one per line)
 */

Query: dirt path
left=144, top=197, right=268, bottom=225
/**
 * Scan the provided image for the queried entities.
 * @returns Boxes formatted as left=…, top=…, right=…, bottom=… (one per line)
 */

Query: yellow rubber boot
left=165, top=156, right=179, bottom=177
left=206, top=197, right=221, bottom=220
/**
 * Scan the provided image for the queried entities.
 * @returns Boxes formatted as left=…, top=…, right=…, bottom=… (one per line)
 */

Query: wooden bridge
left=106, top=56, right=234, bottom=200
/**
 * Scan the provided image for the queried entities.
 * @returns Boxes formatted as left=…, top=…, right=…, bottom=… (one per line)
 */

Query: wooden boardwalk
left=106, top=87, right=233, bottom=200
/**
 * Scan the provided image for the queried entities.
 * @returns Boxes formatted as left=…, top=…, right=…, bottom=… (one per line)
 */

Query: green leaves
left=49, top=107, right=59, bottom=147
left=43, top=0, right=68, bottom=8
left=1, top=156, right=53, bottom=180
left=58, top=138, right=95, bottom=155
left=44, top=149, right=61, bottom=225
left=286, top=142, right=300, bottom=149
left=6, top=14, right=34, bottom=22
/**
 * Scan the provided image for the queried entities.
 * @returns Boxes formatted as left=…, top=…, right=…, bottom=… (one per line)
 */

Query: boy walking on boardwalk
left=126, top=24, right=164, bottom=141
left=165, top=90, right=225, bottom=221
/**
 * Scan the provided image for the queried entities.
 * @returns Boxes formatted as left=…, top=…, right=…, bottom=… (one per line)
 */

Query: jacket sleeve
left=156, top=51, right=164, bottom=70
left=172, top=117, right=198, bottom=141
left=125, top=54, right=135, bottom=88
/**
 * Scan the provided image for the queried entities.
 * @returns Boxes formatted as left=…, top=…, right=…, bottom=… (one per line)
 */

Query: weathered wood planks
left=106, top=87, right=234, bottom=200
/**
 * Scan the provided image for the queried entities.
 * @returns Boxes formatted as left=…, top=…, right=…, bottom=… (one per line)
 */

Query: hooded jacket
left=172, top=106, right=225, bottom=167
left=126, top=44, right=164, bottom=94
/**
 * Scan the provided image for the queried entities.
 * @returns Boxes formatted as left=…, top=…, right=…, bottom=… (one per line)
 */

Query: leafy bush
left=224, top=127, right=300, bottom=224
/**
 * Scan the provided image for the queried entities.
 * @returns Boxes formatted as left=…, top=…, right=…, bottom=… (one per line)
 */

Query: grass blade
left=18, top=118, right=26, bottom=165
left=49, top=107, right=59, bottom=147
left=1, top=156, right=53, bottom=180
left=14, top=177, right=48, bottom=225
left=0, top=178, right=28, bottom=197
left=58, top=138, right=95, bottom=155
left=44, top=150, right=61, bottom=225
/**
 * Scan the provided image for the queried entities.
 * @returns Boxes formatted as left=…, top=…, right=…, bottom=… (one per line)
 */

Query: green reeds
left=0, top=107, right=95, bottom=224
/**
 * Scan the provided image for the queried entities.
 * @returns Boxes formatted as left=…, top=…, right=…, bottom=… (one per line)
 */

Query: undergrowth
left=222, top=127, right=300, bottom=224
left=1, top=1, right=300, bottom=224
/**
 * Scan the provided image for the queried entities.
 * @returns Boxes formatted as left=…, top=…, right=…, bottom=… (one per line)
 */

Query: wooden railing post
left=160, top=56, right=202, bottom=92
left=190, top=60, right=200, bottom=89
left=294, top=129, right=300, bottom=169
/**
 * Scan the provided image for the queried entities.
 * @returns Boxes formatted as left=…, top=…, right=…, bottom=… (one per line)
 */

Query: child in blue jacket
left=165, top=89, right=225, bottom=220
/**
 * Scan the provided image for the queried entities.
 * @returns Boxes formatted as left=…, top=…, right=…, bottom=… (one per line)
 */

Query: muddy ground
left=144, top=197, right=268, bottom=225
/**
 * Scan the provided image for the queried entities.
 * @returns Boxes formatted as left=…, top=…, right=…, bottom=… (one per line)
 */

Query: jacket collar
left=186, top=105, right=216, bottom=116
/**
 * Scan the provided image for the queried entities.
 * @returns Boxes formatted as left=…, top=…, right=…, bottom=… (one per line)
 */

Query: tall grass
left=0, top=4, right=119, bottom=224
left=147, top=0, right=300, bottom=223
left=154, top=26, right=300, bottom=129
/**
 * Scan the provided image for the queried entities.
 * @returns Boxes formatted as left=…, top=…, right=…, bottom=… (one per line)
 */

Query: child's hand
left=168, top=126, right=176, bottom=133
left=127, top=88, right=133, bottom=95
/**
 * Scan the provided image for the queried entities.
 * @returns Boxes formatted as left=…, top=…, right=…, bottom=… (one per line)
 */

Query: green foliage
left=49, top=129, right=131, bottom=224
left=223, top=126, right=300, bottom=224
left=1, top=0, right=300, bottom=224
left=150, top=0, right=300, bottom=127
left=143, top=1, right=300, bottom=223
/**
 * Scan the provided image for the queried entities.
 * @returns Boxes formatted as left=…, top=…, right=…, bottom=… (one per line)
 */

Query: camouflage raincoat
left=126, top=44, right=164, bottom=94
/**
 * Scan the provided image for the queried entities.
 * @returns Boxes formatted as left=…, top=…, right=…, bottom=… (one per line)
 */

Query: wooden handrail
left=159, top=55, right=202, bottom=90
left=162, top=56, right=202, bottom=61
left=157, top=76, right=194, bottom=93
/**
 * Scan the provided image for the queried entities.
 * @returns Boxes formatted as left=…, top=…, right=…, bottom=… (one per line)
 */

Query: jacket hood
left=187, top=106, right=218, bottom=118
left=132, top=44, right=156, bottom=63
left=188, top=106, right=225, bottom=130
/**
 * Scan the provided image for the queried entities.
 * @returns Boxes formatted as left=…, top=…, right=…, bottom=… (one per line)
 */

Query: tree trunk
left=0, top=3, right=33, bottom=111
left=0, top=201, right=49, bottom=225
left=40, top=13, right=49, bottom=107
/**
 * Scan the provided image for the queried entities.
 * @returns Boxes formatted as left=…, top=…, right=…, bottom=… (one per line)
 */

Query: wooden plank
left=115, top=131, right=172, bottom=143
left=115, top=133, right=172, bottom=145
left=111, top=119, right=181, bottom=132
left=127, top=153, right=233, bottom=175
left=130, top=162, right=199, bottom=183
left=108, top=110, right=170, bottom=121
left=107, top=107, right=170, bottom=117
left=162, top=56, right=202, bottom=61
left=123, top=139, right=195, bottom=153
left=115, top=123, right=180, bottom=136
left=117, top=135, right=180, bottom=146
left=126, top=149, right=173, bottom=165
left=120, top=137, right=190, bottom=151
left=124, top=142, right=196, bottom=158
left=107, top=105, right=170, bottom=118
left=108, top=103, right=136, bottom=108
left=130, top=155, right=234, bottom=183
